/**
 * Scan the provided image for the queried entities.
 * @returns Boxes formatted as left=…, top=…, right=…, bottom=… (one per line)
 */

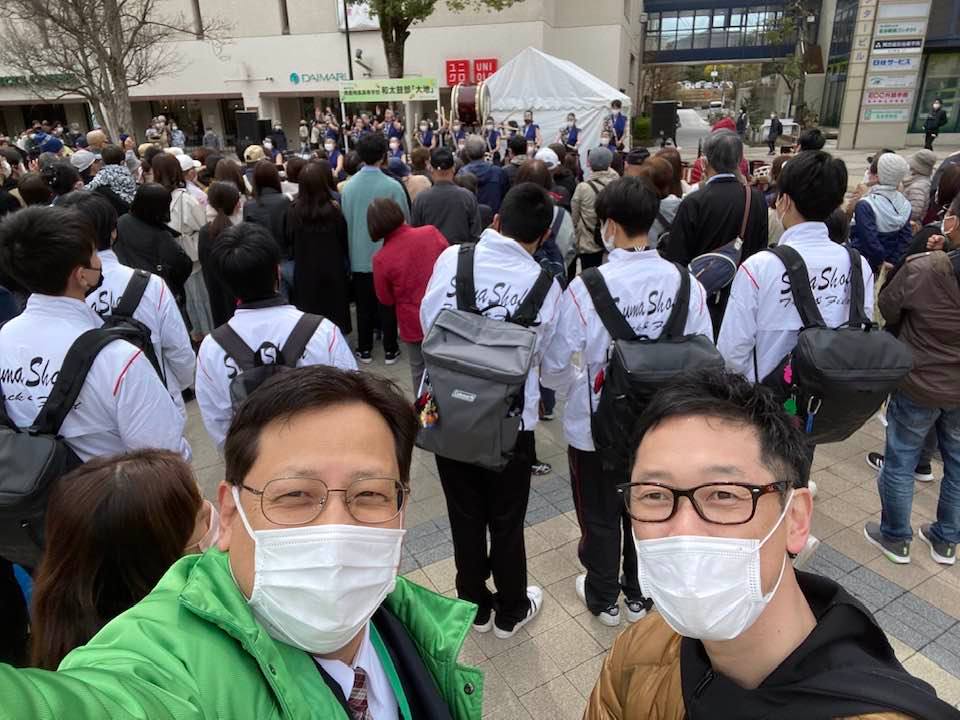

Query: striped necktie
left=347, top=666, right=373, bottom=720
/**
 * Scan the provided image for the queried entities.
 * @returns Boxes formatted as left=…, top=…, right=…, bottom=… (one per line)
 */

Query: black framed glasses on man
left=617, top=480, right=790, bottom=526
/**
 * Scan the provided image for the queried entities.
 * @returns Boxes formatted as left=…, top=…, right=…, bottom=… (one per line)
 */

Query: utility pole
left=343, top=0, right=354, bottom=81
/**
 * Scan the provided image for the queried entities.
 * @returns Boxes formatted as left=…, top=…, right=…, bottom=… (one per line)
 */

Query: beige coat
left=571, top=168, right=620, bottom=255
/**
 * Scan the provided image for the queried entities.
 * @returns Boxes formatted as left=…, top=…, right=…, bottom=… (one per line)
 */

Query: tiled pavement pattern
left=186, top=339, right=960, bottom=718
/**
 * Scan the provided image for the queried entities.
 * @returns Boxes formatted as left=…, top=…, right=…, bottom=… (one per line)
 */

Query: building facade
left=0, top=0, right=642, bottom=146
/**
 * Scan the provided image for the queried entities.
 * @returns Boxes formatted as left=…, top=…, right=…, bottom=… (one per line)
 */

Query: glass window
left=912, top=54, right=960, bottom=133
left=694, top=11, right=710, bottom=29
left=730, top=9, right=745, bottom=27
left=747, top=11, right=761, bottom=28
left=728, top=28, right=742, bottom=46
left=713, top=9, right=727, bottom=28
left=646, top=34, right=659, bottom=53
left=649, top=14, right=660, bottom=31
left=661, top=11, right=678, bottom=32
left=711, top=29, right=727, bottom=47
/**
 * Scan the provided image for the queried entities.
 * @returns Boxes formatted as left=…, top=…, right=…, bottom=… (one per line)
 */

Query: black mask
left=83, top=266, right=104, bottom=298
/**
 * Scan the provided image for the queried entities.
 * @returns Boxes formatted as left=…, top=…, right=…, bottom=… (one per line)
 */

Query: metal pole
left=343, top=0, right=354, bottom=81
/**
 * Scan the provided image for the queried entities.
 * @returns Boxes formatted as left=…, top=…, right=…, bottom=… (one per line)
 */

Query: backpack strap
left=548, top=208, right=565, bottom=241
left=280, top=313, right=324, bottom=367
left=663, top=263, right=692, bottom=339
left=656, top=211, right=673, bottom=232
left=211, top=323, right=258, bottom=372
left=845, top=246, right=870, bottom=326
left=32, top=329, right=127, bottom=436
left=511, top=269, right=553, bottom=327
left=738, top=183, right=752, bottom=241
left=113, top=269, right=150, bottom=318
left=455, top=243, right=480, bottom=314
left=581, top=268, right=637, bottom=341
left=767, top=245, right=827, bottom=329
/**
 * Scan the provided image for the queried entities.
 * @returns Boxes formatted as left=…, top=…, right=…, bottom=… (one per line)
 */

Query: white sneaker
left=493, top=586, right=543, bottom=639
left=575, top=573, right=620, bottom=627
left=624, top=599, right=650, bottom=623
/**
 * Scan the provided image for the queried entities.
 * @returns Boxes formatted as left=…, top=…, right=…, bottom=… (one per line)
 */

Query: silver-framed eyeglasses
left=617, top=480, right=789, bottom=525
left=240, top=476, right=408, bottom=525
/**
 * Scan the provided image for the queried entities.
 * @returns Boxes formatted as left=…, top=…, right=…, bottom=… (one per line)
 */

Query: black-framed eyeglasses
left=616, top=480, right=789, bottom=525
left=241, top=476, right=408, bottom=526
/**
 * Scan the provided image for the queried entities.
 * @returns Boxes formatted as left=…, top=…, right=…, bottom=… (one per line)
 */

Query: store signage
left=878, top=2, right=929, bottom=18
left=876, top=20, right=924, bottom=35
left=336, top=1, right=379, bottom=31
left=865, top=89, right=914, bottom=105
left=445, top=59, right=471, bottom=86
left=862, top=107, right=911, bottom=122
left=867, top=73, right=918, bottom=88
left=869, top=55, right=921, bottom=70
left=872, top=38, right=923, bottom=54
left=339, top=77, right=439, bottom=103
left=474, top=58, right=499, bottom=83
left=289, top=71, right=349, bottom=85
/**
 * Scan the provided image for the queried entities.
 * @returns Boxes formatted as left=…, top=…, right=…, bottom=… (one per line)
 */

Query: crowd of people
left=0, top=102, right=958, bottom=719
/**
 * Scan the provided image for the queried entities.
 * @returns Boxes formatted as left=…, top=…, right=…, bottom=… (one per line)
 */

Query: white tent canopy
left=483, top=47, right=631, bottom=169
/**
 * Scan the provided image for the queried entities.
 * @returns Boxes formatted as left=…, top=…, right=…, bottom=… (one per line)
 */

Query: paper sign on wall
left=865, top=89, right=915, bottom=105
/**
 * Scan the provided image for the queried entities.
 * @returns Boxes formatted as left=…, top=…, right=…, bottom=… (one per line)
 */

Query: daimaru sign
left=289, top=71, right=350, bottom=85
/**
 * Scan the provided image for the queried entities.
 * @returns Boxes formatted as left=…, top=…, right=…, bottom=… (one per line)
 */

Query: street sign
left=869, top=55, right=921, bottom=70
left=872, top=38, right=923, bottom=54
left=876, top=21, right=924, bottom=35
left=339, top=77, right=440, bottom=103
left=865, top=89, right=915, bottom=105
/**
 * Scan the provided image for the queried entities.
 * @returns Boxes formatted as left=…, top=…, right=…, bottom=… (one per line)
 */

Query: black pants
left=925, top=132, right=937, bottom=151
left=767, top=138, right=776, bottom=154
left=436, top=430, right=534, bottom=625
left=353, top=272, right=398, bottom=354
left=0, top=559, right=29, bottom=666
left=568, top=446, right=644, bottom=614
left=566, top=250, right=604, bottom=284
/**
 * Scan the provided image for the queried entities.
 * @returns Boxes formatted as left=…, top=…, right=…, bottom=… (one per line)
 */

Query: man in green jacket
left=0, top=366, right=483, bottom=720
left=342, top=132, right=410, bottom=365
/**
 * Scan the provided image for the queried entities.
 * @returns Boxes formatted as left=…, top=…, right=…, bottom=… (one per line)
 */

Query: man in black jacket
left=662, top=130, right=767, bottom=331
left=767, top=112, right=783, bottom=155
left=924, top=98, right=949, bottom=150
left=411, top=147, right=482, bottom=244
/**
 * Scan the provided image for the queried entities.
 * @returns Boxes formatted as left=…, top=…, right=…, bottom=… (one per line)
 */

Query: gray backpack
left=211, top=313, right=324, bottom=410
left=417, top=243, right=553, bottom=470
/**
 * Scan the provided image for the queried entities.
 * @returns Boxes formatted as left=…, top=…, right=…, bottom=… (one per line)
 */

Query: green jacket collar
left=177, top=550, right=483, bottom=719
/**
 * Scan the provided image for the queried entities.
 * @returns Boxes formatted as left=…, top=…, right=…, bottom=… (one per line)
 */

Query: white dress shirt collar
left=314, top=624, right=398, bottom=720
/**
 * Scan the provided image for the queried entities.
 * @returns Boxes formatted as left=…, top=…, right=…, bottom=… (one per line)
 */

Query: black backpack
left=0, top=329, right=135, bottom=568
left=760, top=245, right=913, bottom=444
left=99, top=270, right=165, bottom=381
left=582, top=265, right=724, bottom=471
left=211, top=313, right=324, bottom=409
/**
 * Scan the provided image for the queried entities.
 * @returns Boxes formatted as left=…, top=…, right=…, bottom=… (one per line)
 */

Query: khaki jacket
left=584, top=612, right=911, bottom=720
left=571, top=169, right=619, bottom=255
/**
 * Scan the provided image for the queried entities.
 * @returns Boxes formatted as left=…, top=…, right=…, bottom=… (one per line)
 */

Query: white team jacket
left=87, top=250, right=196, bottom=414
left=541, top=248, right=714, bottom=452
left=0, top=295, right=190, bottom=461
left=717, top=221, right=875, bottom=382
left=419, top=227, right=563, bottom=433
left=195, top=304, right=357, bottom=450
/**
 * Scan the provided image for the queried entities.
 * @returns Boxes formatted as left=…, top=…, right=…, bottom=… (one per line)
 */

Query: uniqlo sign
left=445, top=59, right=470, bottom=86
left=474, top=58, right=499, bottom=82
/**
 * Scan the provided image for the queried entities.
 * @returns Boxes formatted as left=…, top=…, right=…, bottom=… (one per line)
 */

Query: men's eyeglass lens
left=260, top=477, right=405, bottom=525
left=624, top=483, right=760, bottom=524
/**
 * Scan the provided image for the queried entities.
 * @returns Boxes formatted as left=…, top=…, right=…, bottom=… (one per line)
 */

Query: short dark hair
left=454, top=172, right=478, bottom=195
left=224, top=366, right=418, bottom=487
left=57, top=192, right=118, bottom=251
left=151, top=153, right=183, bottom=192
left=936, top=164, right=960, bottom=210
left=633, top=368, right=809, bottom=491
left=499, top=182, right=554, bottom=245
left=252, top=160, right=282, bottom=197
left=777, top=150, right=848, bottom=222
left=595, top=176, right=659, bottom=236
left=636, top=157, right=674, bottom=200
left=285, top=155, right=306, bottom=183
left=410, top=147, right=430, bottom=172
left=507, top=134, right=527, bottom=159
left=612, top=100, right=623, bottom=109
left=515, top=159, right=553, bottom=191
left=0, top=206, right=95, bottom=294
left=356, top=133, right=387, bottom=165
left=17, top=172, right=53, bottom=206
left=100, top=145, right=125, bottom=166
left=208, top=222, right=281, bottom=301
left=367, top=197, right=406, bottom=241
left=824, top=207, right=850, bottom=245
left=42, top=162, right=80, bottom=197
left=797, top=128, right=825, bottom=152
left=130, top=183, right=172, bottom=226
left=343, top=150, right=363, bottom=176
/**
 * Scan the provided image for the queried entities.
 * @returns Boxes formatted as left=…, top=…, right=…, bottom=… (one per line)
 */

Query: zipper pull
left=694, top=668, right=715, bottom=698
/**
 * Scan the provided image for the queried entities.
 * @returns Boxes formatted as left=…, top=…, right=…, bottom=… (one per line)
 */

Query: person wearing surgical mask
left=415, top=119, right=436, bottom=150
left=541, top=177, right=713, bottom=628
left=324, top=138, right=344, bottom=180
left=559, top=113, right=580, bottom=151
left=28, top=450, right=204, bottom=670
left=584, top=369, right=954, bottom=718
left=522, top=109, right=542, bottom=147
left=0, top=367, right=484, bottom=719
left=924, top=97, right=948, bottom=151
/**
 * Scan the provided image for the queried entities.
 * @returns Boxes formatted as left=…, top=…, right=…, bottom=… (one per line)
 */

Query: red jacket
left=373, top=224, right=448, bottom=343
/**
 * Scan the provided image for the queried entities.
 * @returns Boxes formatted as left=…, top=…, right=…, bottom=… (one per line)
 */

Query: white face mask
left=567, top=121, right=575, bottom=128
left=419, top=124, right=428, bottom=132
left=232, top=487, right=405, bottom=654
left=634, top=491, right=793, bottom=642
left=600, top=136, right=611, bottom=146
left=263, top=141, right=273, bottom=150
left=486, top=123, right=494, bottom=130
left=601, top=220, right=617, bottom=252
left=324, top=143, right=336, bottom=152
left=389, top=143, right=400, bottom=151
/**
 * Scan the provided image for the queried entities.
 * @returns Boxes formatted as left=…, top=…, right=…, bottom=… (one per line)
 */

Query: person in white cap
left=178, top=154, right=207, bottom=208
left=850, top=152, right=913, bottom=274
left=70, top=149, right=101, bottom=185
